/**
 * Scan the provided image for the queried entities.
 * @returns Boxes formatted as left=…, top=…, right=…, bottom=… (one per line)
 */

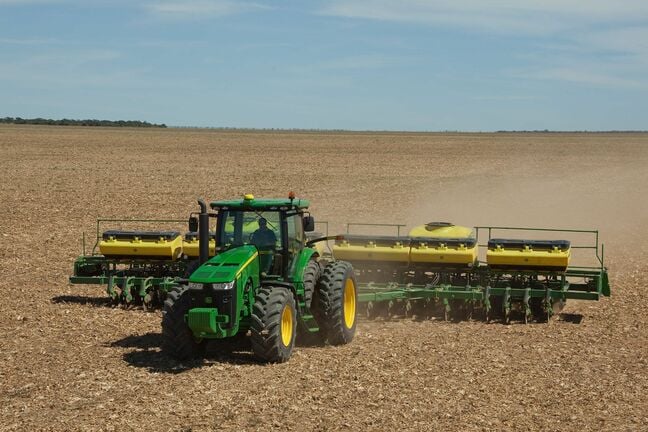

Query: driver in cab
left=250, top=217, right=276, bottom=250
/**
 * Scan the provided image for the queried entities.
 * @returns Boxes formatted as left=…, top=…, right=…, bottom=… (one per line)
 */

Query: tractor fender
left=292, top=248, right=318, bottom=285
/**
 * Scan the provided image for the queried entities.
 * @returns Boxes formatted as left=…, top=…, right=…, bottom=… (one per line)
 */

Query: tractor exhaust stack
left=198, top=198, right=209, bottom=264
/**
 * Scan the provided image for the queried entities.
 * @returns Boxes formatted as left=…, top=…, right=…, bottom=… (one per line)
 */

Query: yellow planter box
left=333, top=235, right=410, bottom=263
left=99, top=230, right=182, bottom=260
left=408, top=223, right=477, bottom=266
left=486, top=239, right=571, bottom=270
left=182, top=232, right=217, bottom=258
left=410, top=238, right=477, bottom=265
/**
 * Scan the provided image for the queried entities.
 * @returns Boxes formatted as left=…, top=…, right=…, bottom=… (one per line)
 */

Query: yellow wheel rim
left=343, top=278, right=356, bottom=329
left=281, top=305, right=293, bottom=347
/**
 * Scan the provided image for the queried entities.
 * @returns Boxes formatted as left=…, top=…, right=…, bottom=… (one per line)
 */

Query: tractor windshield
left=217, top=210, right=281, bottom=251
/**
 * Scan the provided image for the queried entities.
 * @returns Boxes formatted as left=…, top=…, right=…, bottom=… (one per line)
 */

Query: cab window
left=286, top=214, right=304, bottom=271
left=218, top=210, right=281, bottom=251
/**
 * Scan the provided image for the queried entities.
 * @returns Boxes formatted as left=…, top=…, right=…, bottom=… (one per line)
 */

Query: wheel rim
left=281, top=305, right=293, bottom=347
left=343, top=278, right=356, bottom=329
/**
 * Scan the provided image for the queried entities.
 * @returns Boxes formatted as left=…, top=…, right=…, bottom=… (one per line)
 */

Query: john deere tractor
left=162, top=194, right=357, bottom=363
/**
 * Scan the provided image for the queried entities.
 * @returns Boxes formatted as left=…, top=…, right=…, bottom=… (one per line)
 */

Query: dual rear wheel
left=313, top=260, right=358, bottom=345
left=250, top=260, right=358, bottom=363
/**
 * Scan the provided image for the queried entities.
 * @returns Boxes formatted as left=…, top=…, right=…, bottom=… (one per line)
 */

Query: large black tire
left=161, top=285, right=206, bottom=360
left=250, top=286, right=297, bottom=363
left=313, top=261, right=358, bottom=345
left=302, top=259, right=321, bottom=310
left=297, top=259, right=325, bottom=345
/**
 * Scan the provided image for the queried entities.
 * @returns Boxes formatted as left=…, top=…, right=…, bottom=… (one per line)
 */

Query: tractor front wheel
left=314, top=261, right=358, bottom=345
left=161, top=285, right=206, bottom=360
left=250, top=286, right=297, bottom=363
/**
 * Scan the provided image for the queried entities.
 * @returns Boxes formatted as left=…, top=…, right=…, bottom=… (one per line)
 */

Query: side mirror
left=188, top=216, right=198, bottom=233
left=303, top=215, right=315, bottom=232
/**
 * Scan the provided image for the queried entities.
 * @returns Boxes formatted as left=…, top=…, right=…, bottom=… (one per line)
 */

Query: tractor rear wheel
left=302, top=259, right=321, bottom=310
left=297, top=259, right=325, bottom=344
left=250, top=286, right=297, bottom=363
left=161, top=285, right=206, bottom=360
left=313, top=261, right=357, bottom=345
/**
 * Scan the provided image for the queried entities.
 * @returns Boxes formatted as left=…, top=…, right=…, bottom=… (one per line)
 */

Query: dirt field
left=1, top=125, right=647, bottom=431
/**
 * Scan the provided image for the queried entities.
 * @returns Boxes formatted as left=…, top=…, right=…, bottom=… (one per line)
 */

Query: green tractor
left=162, top=194, right=357, bottom=363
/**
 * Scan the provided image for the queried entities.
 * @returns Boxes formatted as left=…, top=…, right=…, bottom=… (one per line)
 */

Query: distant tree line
left=0, top=117, right=166, bottom=128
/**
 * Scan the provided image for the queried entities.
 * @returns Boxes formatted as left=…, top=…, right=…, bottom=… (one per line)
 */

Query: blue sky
left=1, top=0, right=647, bottom=130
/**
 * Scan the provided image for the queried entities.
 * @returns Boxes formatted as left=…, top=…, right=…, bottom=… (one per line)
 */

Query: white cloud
left=146, top=0, right=268, bottom=18
left=0, top=0, right=271, bottom=17
left=321, top=1, right=648, bottom=89
left=320, top=1, right=648, bottom=35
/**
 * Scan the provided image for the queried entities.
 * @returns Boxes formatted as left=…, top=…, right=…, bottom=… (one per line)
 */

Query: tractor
left=162, top=193, right=357, bottom=362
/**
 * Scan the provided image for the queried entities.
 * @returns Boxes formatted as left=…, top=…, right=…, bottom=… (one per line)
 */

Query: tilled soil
left=0, top=126, right=647, bottom=431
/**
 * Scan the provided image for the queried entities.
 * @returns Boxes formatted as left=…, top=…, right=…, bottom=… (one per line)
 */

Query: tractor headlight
left=212, top=281, right=235, bottom=290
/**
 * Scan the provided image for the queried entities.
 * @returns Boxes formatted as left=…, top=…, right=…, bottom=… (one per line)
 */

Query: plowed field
left=1, top=125, right=647, bottom=431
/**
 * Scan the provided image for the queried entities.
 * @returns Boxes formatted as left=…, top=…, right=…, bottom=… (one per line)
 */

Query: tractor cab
left=210, top=193, right=315, bottom=280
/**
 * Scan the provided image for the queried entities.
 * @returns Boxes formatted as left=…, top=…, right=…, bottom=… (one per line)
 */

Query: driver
left=250, top=217, right=277, bottom=250
left=251, top=218, right=277, bottom=274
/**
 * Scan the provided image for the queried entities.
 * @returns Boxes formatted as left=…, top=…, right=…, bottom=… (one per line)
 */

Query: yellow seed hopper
left=486, top=238, right=571, bottom=270
left=332, top=222, right=477, bottom=267
left=99, top=230, right=183, bottom=260
left=409, top=222, right=477, bottom=266
left=333, top=235, right=410, bottom=263
left=182, top=232, right=217, bottom=258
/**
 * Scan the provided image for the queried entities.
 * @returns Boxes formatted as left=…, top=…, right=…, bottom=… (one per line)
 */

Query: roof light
left=288, top=191, right=295, bottom=200
left=244, top=193, right=254, bottom=201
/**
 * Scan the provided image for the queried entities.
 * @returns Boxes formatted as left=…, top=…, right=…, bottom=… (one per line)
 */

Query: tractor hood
left=189, top=245, right=258, bottom=284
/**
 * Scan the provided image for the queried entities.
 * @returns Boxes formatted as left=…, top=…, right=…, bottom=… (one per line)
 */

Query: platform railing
left=474, top=226, right=604, bottom=269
